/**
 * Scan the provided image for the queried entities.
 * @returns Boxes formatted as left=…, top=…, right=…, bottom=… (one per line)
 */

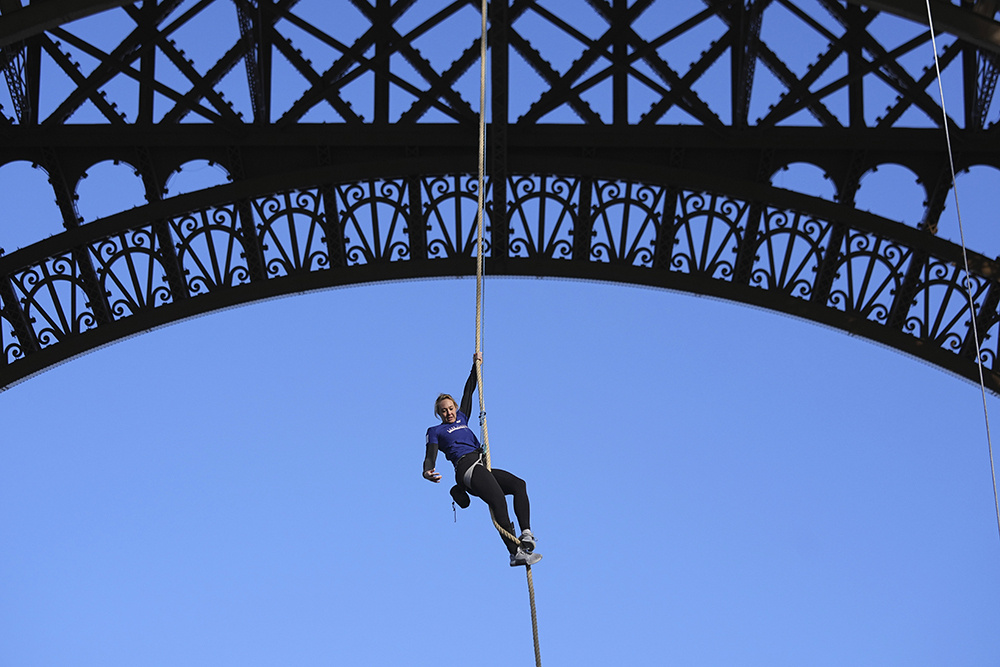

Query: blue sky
left=3, top=279, right=999, bottom=666
left=2, top=1, right=1000, bottom=666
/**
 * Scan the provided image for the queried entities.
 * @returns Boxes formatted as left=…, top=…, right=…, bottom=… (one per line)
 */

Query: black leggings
left=456, top=454, right=530, bottom=554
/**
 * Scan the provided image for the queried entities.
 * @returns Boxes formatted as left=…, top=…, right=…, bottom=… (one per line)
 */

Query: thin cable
left=924, top=0, right=1000, bottom=541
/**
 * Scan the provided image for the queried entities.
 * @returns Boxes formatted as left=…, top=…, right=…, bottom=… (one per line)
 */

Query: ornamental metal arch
left=2, top=0, right=1000, bottom=391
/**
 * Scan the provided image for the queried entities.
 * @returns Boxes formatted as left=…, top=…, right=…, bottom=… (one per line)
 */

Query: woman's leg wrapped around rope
left=467, top=464, right=519, bottom=554
left=489, top=468, right=530, bottom=533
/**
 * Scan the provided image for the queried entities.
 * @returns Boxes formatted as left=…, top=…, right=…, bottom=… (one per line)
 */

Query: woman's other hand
left=423, top=468, right=442, bottom=483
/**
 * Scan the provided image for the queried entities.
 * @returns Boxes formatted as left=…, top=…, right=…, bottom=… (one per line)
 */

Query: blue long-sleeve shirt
left=423, top=363, right=478, bottom=473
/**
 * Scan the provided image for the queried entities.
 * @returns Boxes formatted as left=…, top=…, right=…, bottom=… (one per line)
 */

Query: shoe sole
left=510, top=553, right=543, bottom=567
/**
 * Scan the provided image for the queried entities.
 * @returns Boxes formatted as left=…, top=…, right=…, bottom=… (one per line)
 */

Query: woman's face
left=437, top=398, right=457, bottom=424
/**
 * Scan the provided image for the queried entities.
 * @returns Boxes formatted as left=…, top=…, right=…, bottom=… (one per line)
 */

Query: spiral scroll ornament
left=425, top=175, right=488, bottom=260
left=508, top=175, right=577, bottom=260
left=750, top=208, right=832, bottom=299
left=169, top=205, right=251, bottom=295
left=10, top=255, right=98, bottom=347
left=254, top=190, right=331, bottom=277
left=335, top=180, right=412, bottom=265
left=2, top=171, right=1000, bottom=391
left=590, top=180, right=665, bottom=268
left=905, top=259, right=992, bottom=352
left=827, top=231, right=910, bottom=323
left=669, top=191, right=748, bottom=280
left=0, top=312, right=24, bottom=365
left=92, top=228, right=173, bottom=319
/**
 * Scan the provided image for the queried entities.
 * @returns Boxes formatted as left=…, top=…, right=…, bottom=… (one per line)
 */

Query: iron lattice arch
left=2, top=0, right=1000, bottom=390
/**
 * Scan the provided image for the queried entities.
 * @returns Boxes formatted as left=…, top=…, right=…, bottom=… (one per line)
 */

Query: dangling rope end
left=526, top=564, right=542, bottom=667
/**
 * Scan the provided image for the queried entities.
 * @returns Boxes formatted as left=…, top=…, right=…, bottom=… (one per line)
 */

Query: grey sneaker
left=518, top=529, right=537, bottom=554
left=510, top=547, right=542, bottom=567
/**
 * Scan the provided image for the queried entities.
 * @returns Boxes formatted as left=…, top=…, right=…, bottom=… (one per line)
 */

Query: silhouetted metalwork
left=1, top=0, right=1000, bottom=391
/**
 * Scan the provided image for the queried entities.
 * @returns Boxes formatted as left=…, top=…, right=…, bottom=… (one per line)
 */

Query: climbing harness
left=462, top=451, right=485, bottom=489
left=923, top=0, right=1000, bottom=541
left=472, top=0, right=543, bottom=664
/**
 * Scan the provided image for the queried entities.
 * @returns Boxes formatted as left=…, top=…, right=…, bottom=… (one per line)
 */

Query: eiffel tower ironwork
left=1, top=0, right=1000, bottom=391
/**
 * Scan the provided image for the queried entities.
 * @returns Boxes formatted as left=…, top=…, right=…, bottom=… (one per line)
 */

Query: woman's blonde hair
left=434, top=393, right=457, bottom=418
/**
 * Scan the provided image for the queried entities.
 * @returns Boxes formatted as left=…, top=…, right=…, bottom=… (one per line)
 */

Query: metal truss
left=1, top=0, right=1000, bottom=390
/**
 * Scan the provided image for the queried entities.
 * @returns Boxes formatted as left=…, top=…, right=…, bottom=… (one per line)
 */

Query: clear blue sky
left=1, top=2, right=999, bottom=666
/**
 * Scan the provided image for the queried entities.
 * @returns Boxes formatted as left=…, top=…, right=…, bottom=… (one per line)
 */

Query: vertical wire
left=923, top=0, right=1000, bottom=541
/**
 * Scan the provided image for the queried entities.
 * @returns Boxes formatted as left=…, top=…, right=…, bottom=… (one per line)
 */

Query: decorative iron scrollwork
left=2, top=170, right=1000, bottom=390
left=10, top=254, right=98, bottom=347
left=669, top=191, right=747, bottom=279
left=978, top=311, right=1000, bottom=369
left=334, top=180, right=411, bottom=265
left=169, top=204, right=251, bottom=295
left=827, top=230, right=910, bottom=324
left=751, top=208, right=832, bottom=299
left=253, top=190, right=331, bottom=276
left=590, top=180, right=665, bottom=268
left=424, top=175, right=487, bottom=259
left=508, top=175, right=576, bottom=260
left=905, top=259, right=990, bottom=352
left=0, top=312, right=23, bottom=365
left=90, top=228, right=173, bottom=319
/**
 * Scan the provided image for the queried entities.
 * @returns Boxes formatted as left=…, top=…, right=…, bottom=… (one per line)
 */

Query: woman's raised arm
left=459, top=353, right=480, bottom=418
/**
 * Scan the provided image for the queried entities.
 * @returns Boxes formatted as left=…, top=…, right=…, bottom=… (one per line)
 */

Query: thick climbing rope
left=472, top=0, right=543, bottom=664
left=923, top=0, right=1000, bottom=541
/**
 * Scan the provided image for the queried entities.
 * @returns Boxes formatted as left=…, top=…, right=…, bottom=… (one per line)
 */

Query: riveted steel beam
left=848, top=0, right=1000, bottom=53
left=0, top=0, right=137, bottom=48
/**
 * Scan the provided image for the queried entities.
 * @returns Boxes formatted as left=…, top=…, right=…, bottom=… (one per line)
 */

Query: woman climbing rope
left=423, top=354, right=542, bottom=567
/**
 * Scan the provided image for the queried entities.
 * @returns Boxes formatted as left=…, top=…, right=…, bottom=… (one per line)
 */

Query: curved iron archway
left=2, top=0, right=1000, bottom=391
left=3, top=144, right=1000, bottom=392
